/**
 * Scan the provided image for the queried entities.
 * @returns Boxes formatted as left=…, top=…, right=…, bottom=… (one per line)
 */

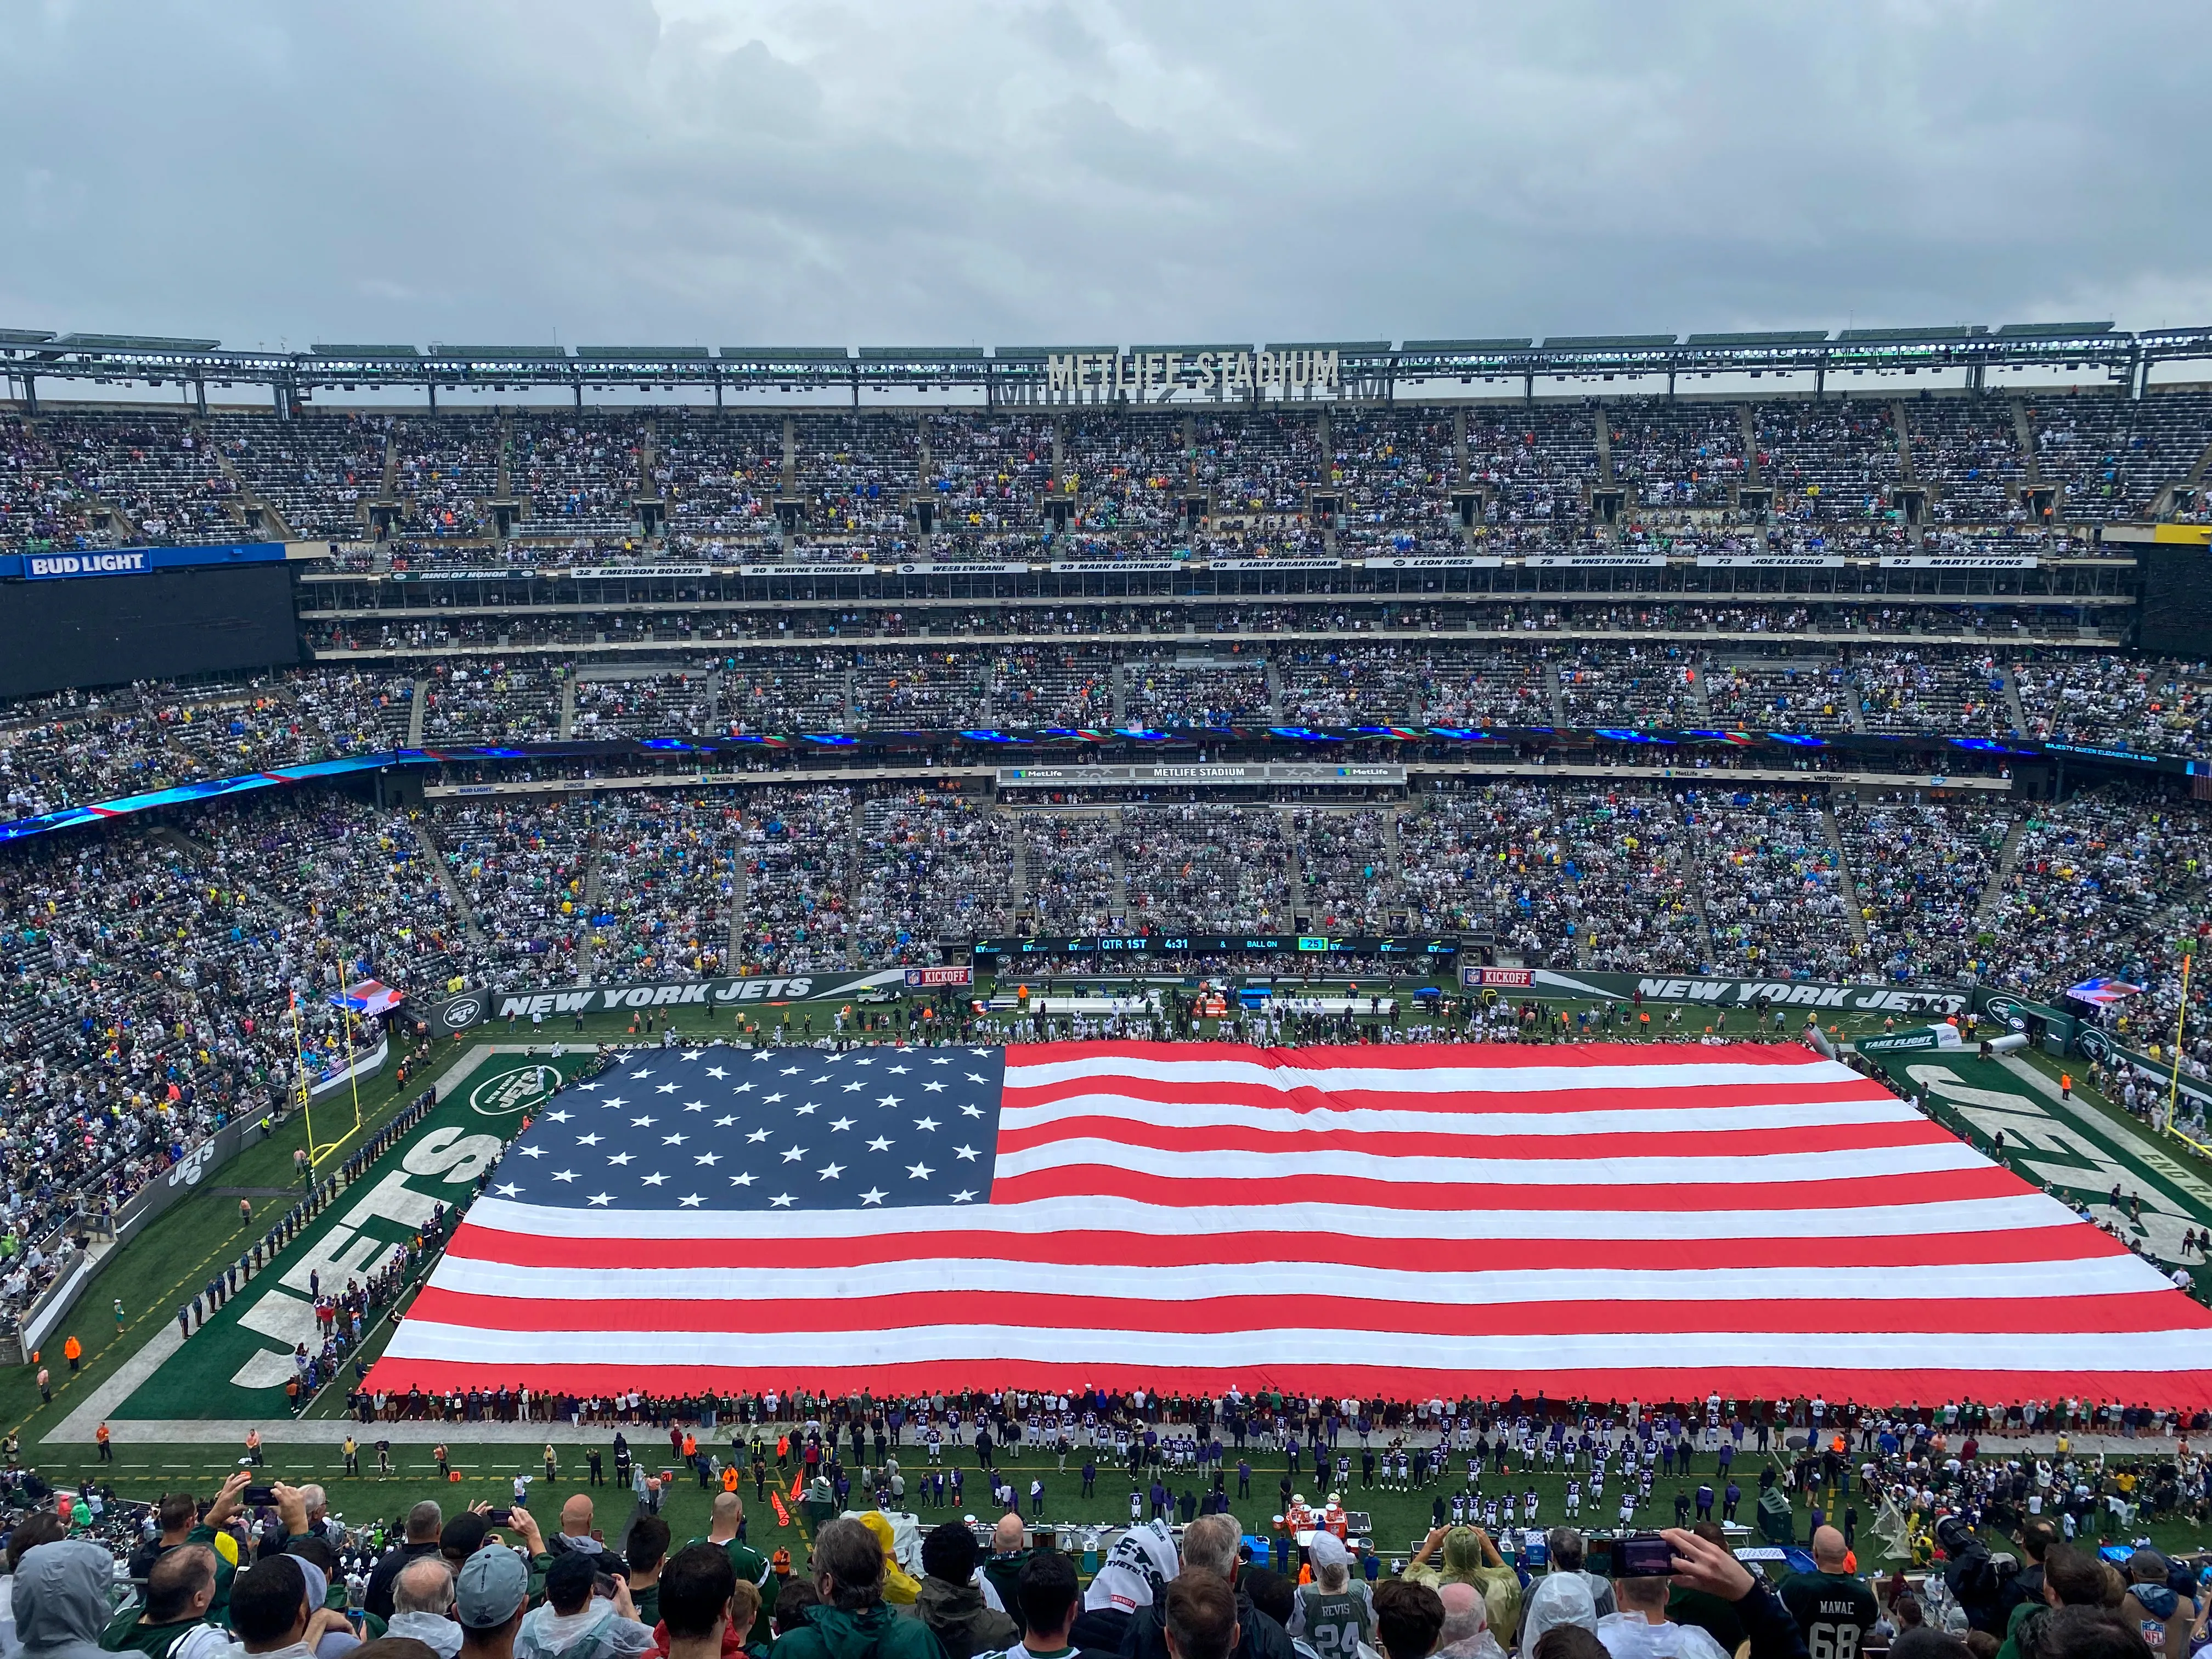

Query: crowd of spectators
left=1832, top=799, right=2010, bottom=985
left=1680, top=791, right=1854, bottom=979
left=0, top=790, right=459, bottom=1314
left=7, top=1380, right=2206, bottom=1659
left=0, top=392, right=2199, bottom=560
left=1122, top=806, right=1292, bottom=932
left=854, top=787, right=1018, bottom=957
left=7, top=668, right=2212, bottom=1296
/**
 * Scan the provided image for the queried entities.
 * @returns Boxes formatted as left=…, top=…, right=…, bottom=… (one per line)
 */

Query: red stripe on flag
left=992, top=1116, right=1955, bottom=1161
left=1004, top=1075, right=1898, bottom=1119
left=1009, top=1040, right=1839, bottom=1072
left=360, top=1357, right=2212, bottom=1406
left=984, top=1164, right=2029, bottom=1212
left=435, top=1221, right=2135, bottom=1277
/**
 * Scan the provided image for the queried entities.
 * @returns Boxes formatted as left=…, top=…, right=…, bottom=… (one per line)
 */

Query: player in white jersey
left=1565, top=1478, right=1581, bottom=1517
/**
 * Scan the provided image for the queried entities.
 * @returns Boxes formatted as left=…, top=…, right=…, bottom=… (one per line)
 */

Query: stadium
left=1, top=315, right=2210, bottom=1609
left=12, top=0, right=2212, bottom=1633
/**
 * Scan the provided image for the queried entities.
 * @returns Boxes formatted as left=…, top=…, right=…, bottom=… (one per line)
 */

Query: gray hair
left=811, top=1518, right=885, bottom=1611
left=1545, top=1527, right=1586, bottom=1571
left=1439, top=1583, right=1486, bottom=1649
left=1180, top=1513, right=1242, bottom=1580
left=394, top=1556, right=455, bottom=1616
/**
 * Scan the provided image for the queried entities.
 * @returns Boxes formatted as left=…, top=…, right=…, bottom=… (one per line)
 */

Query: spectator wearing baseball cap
left=457, top=1550, right=531, bottom=1659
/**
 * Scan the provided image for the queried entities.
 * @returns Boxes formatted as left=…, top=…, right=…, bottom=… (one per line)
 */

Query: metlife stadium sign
left=0, top=542, right=286, bottom=580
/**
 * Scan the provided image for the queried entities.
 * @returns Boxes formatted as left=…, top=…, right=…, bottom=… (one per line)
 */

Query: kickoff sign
left=905, top=965, right=974, bottom=989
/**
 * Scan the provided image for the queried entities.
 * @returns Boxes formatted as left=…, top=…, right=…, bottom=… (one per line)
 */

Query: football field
left=7, top=1034, right=2207, bottom=1566
left=1867, top=1045, right=2212, bottom=1266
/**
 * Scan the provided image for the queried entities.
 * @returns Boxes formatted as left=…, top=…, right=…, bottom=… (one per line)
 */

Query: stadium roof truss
left=0, top=319, right=2200, bottom=402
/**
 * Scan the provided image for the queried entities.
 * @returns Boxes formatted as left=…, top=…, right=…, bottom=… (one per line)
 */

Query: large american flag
left=368, top=1041, right=2212, bottom=1404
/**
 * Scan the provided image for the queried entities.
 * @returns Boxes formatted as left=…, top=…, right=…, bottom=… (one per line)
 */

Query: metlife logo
left=26, top=552, right=150, bottom=579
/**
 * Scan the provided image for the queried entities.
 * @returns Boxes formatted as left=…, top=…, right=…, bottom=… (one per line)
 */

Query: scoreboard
left=0, top=563, right=301, bottom=698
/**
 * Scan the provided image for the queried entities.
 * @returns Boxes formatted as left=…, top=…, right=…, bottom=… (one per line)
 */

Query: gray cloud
left=1, top=0, right=2207, bottom=348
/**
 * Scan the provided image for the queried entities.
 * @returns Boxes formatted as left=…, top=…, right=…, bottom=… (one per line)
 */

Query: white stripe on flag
left=420, top=1254, right=2173, bottom=1306
left=989, top=1136, right=1985, bottom=1186
left=451, top=1190, right=2087, bottom=1243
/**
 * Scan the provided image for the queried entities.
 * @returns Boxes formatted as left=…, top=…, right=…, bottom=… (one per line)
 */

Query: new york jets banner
left=438, top=969, right=909, bottom=1031
left=1461, top=966, right=1969, bottom=1017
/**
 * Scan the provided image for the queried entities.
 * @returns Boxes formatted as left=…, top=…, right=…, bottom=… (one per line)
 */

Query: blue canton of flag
left=490, top=1045, right=1007, bottom=1212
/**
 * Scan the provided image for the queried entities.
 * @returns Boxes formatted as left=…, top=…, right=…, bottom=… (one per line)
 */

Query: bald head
left=561, top=1495, right=595, bottom=1538
left=394, top=1556, right=455, bottom=1617
left=709, top=1492, right=744, bottom=1542
left=992, top=1515, right=1025, bottom=1553
left=1438, top=1582, right=1485, bottom=1648
left=1812, top=1526, right=1848, bottom=1571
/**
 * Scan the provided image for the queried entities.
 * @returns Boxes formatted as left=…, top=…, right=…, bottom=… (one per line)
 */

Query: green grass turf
left=1, top=1048, right=452, bottom=1444
left=1869, top=1048, right=2212, bottom=1243
left=24, top=998, right=2205, bottom=1557
left=40, top=1437, right=2212, bottom=1561
left=110, top=1048, right=601, bottom=1419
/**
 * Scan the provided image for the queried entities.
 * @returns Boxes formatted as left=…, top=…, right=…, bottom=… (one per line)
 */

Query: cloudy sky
left=3, top=0, right=2207, bottom=352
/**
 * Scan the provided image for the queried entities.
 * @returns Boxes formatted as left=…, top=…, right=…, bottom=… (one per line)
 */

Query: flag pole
left=335, top=951, right=365, bottom=1141
left=2168, top=942, right=2194, bottom=1135
left=290, top=989, right=318, bottom=1164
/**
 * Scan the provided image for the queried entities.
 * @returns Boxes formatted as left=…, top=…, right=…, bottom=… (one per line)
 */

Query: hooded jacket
left=1402, top=1531, right=1522, bottom=1649
left=382, top=1612, right=464, bottom=1659
left=910, top=1580, right=1014, bottom=1659
left=1520, top=1575, right=1599, bottom=1654
left=15, top=1541, right=115, bottom=1659
left=770, top=1601, right=944, bottom=1659
left=2121, top=1583, right=2193, bottom=1656
left=516, top=1598, right=656, bottom=1659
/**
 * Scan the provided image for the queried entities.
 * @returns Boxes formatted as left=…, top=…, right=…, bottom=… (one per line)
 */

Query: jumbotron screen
left=0, top=563, right=301, bottom=698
